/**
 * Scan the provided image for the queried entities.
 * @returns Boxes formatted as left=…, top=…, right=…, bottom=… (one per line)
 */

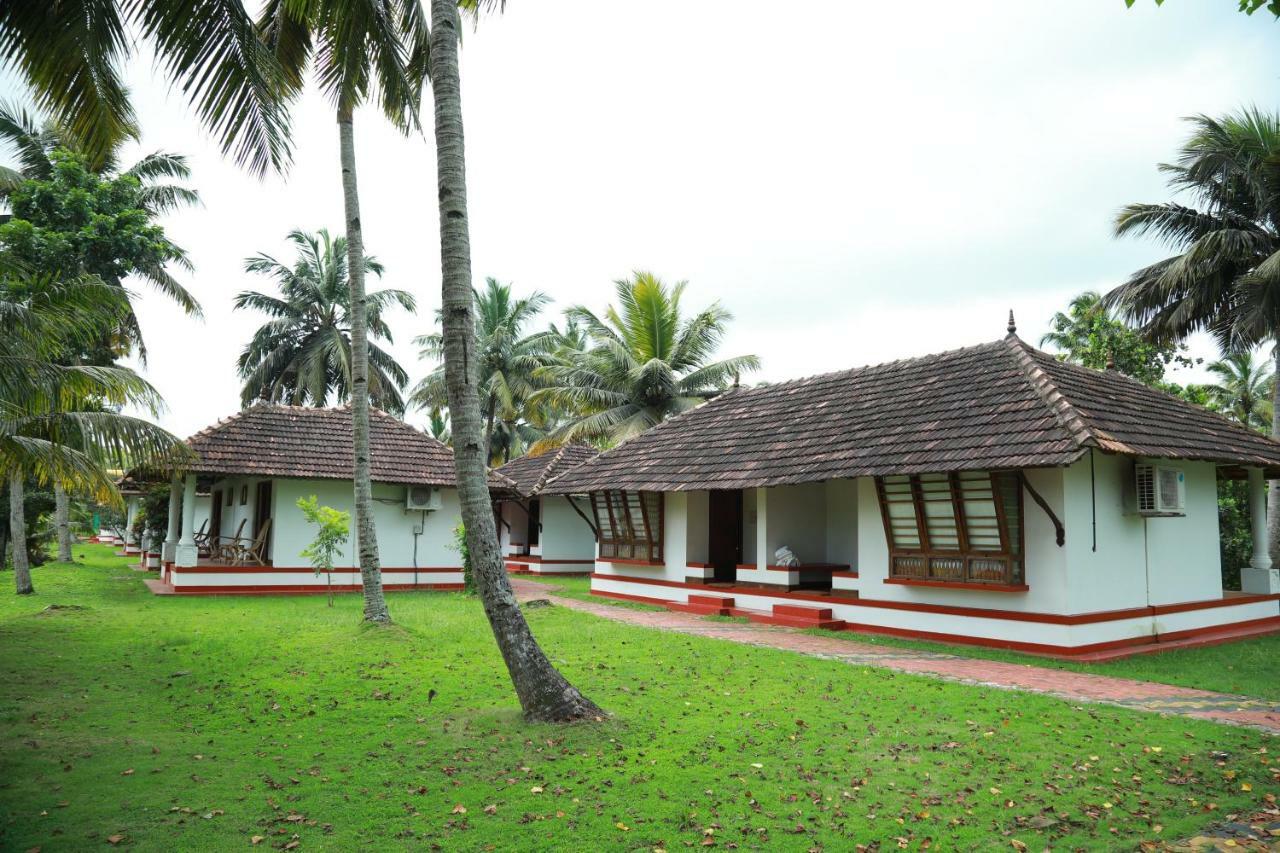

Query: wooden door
left=254, top=481, right=273, bottom=538
left=526, top=499, right=541, bottom=547
left=209, top=491, right=223, bottom=541
left=707, top=489, right=743, bottom=582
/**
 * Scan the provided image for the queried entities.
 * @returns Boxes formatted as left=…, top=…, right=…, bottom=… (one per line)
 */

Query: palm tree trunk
left=338, top=105, right=390, bottom=624
left=1269, top=345, right=1280, bottom=565
left=54, top=481, right=72, bottom=562
left=9, top=473, right=33, bottom=595
left=429, top=0, right=601, bottom=722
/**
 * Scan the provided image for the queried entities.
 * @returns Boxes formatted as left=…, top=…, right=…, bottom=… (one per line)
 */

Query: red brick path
left=510, top=578, right=1280, bottom=734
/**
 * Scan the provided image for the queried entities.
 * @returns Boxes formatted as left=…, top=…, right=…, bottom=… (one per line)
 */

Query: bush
left=296, top=495, right=351, bottom=606
left=451, top=522, right=474, bottom=594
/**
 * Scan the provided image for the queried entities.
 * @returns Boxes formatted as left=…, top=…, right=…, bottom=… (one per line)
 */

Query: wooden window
left=590, top=490, right=663, bottom=563
left=876, top=471, right=1024, bottom=587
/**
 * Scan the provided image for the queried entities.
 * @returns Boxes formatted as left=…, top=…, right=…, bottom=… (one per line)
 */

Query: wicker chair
left=210, top=518, right=247, bottom=563
left=229, top=519, right=272, bottom=566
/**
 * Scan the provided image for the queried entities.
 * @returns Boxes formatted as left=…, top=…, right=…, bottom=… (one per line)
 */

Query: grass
left=0, top=546, right=1276, bottom=851
left=524, top=575, right=1280, bottom=702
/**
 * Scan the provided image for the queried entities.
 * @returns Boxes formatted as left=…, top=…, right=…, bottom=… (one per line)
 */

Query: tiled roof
left=494, top=444, right=599, bottom=497
left=542, top=334, right=1280, bottom=493
left=183, top=404, right=515, bottom=490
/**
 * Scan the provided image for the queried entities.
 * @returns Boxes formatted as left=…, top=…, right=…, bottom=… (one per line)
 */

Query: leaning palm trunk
left=429, top=0, right=601, bottom=722
left=9, top=473, right=33, bottom=594
left=1269, top=345, right=1280, bottom=565
left=54, top=481, right=72, bottom=562
left=338, top=106, right=390, bottom=623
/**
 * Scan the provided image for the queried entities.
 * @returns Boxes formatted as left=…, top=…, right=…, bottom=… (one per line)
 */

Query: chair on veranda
left=191, top=520, right=211, bottom=552
left=211, top=518, right=247, bottom=563
left=230, top=519, right=272, bottom=567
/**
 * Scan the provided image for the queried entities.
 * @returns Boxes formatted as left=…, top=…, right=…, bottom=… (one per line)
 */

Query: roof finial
left=1006, top=309, right=1017, bottom=335
left=1106, top=349, right=1116, bottom=371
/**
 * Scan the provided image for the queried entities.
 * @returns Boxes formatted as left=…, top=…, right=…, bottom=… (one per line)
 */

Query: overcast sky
left=5, top=1, right=1279, bottom=438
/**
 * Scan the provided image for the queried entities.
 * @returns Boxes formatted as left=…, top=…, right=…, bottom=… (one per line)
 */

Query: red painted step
left=773, top=603, right=834, bottom=620
left=688, top=594, right=736, bottom=608
left=667, top=594, right=736, bottom=616
left=745, top=603, right=846, bottom=631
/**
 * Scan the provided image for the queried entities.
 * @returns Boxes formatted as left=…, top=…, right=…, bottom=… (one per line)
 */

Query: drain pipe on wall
left=411, top=509, right=426, bottom=588
left=1090, top=449, right=1097, bottom=553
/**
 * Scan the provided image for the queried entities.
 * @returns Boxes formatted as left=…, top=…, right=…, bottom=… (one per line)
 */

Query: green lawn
left=2, top=547, right=1277, bottom=851
left=523, top=575, right=1280, bottom=701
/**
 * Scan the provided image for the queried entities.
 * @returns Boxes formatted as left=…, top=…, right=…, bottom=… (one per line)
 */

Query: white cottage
left=118, top=474, right=210, bottom=569
left=494, top=444, right=600, bottom=574
left=149, top=403, right=515, bottom=594
left=542, top=326, right=1280, bottom=658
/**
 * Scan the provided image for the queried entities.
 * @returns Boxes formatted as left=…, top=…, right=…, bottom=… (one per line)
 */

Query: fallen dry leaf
left=250, top=837, right=264, bottom=845
left=451, top=804, right=467, bottom=815
left=107, top=835, right=125, bottom=845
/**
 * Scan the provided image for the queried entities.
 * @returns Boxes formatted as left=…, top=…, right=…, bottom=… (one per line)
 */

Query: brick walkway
left=510, top=578, right=1280, bottom=734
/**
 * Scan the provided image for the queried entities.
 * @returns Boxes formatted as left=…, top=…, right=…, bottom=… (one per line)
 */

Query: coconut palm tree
left=409, top=278, right=554, bottom=462
left=1106, top=108, right=1280, bottom=555
left=1206, top=351, right=1273, bottom=431
left=425, top=407, right=451, bottom=444
left=1, top=266, right=189, bottom=593
left=532, top=271, right=761, bottom=446
left=0, top=101, right=200, bottom=218
left=235, top=229, right=414, bottom=413
left=428, top=0, right=602, bottom=722
left=255, top=0, right=429, bottom=625
left=0, top=0, right=292, bottom=176
left=0, top=116, right=202, bottom=355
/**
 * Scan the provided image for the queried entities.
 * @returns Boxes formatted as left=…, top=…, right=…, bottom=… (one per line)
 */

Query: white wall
left=193, top=495, right=211, bottom=539
left=824, top=479, right=858, bottom=566
left=540, top=496, right=598, bottom=561
left=742, top=488, right=758, bottom=565
left=500, top=500, right=529, bottom=552
left=1062, top=456, right=1222, bottom=611
left=684, top=490, right=709, bottom=565
left=270, top=478, right=462, bottom=569
left=763, top=482, right=828, bottom=565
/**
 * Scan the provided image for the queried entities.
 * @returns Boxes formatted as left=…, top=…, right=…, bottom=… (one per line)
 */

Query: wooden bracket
left=1019, top=473, right=1064, bottom=547
left=566, top=495, right=598, bottom=539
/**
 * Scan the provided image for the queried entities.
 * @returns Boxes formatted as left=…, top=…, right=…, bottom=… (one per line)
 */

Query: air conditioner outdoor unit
left=1134, top=464, right=1186, bottom=517
left=406, top=485, right=442, bottom=512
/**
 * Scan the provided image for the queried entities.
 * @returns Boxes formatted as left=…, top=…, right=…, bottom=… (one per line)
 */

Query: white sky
left=4, top=1, right=1279, bottom=438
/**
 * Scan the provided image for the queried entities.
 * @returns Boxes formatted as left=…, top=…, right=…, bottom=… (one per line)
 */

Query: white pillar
left=175, top=473, right=199, bottom=568
left=1249, top=468, right=1271, bottom=570
left=123, top=497, right=138, bottom=552
left=162, top=474, right=181, bottom=564
left=755, top=487, right=768, bottom=572
left=1243, top=467, right=1280, bottom=593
